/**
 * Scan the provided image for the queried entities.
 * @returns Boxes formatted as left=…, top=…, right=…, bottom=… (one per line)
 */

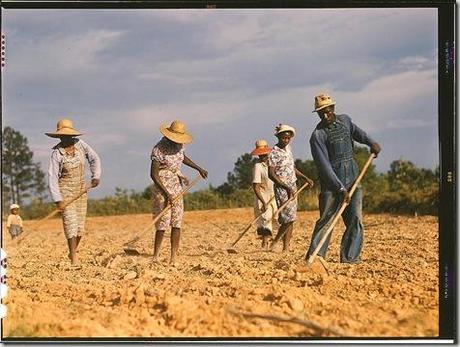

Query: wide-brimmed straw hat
left=45, top=119, right=83, bottom=138
left=10, top=204, right=19, bottom=210
left=312, top=93, right=336, bottom=113
left=160, top=120, right=193, bottom=144
left=274, top=124, right=296, bottom=137
left=251, top=139, right=272, bottom=156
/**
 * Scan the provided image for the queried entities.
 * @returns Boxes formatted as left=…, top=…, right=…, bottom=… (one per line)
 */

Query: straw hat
left=274, top=124, right=296, bottom=137
left=251, top=139, right=272, bottom=156
left=312, top=93, right=336, bottom=113
left=45, top=119, right=83, bottom=138
left=10, top=204, right=19, bottom=210
left=160, top=120, right=193, bottom=144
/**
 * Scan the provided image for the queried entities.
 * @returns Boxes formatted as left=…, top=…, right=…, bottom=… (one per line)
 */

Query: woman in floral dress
left=268, top=124, right=313, bottom=252
left=150, top=120, right=208, bottom=266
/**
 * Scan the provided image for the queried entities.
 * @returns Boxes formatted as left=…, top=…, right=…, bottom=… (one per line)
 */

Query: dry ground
left=2, top=208, right=438, bottom=338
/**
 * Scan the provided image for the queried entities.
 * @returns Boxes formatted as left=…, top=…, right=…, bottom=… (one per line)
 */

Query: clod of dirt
left=106, top=255, right=123, bottom=268
left=288, top=298, right=304, bottom=313
left=123, top=271, right=137, bottom=280
left=135, top=284, right=145, bottom=305
left=274, top=260, right=290, bottom=271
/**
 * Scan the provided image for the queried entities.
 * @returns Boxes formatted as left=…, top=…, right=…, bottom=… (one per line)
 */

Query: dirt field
left=3, top=208, right=438, bottom=338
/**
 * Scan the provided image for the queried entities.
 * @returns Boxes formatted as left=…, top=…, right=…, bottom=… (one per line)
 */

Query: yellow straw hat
left=251, top=139, right=272, bottom=156
left=312, top=93, right=336, bottom=113
left=45, top=119, right=83, bottom=138
left=160, top=120, right=193, bottom=144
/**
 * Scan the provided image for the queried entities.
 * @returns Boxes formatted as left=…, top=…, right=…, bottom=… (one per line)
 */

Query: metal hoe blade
left=123, top=247, right=141, bottom=256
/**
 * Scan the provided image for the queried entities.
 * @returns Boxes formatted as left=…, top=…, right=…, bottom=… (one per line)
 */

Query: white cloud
left=7, top=29, right=124, bottom=81
left=329, top=68, right=437, bottom=133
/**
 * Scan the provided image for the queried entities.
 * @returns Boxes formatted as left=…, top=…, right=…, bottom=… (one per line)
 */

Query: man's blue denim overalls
left=307, top=120, right=363, bottom=263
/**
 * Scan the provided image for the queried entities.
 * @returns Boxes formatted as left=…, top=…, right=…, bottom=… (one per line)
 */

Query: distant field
left=3, top=208, right=438, bottom=338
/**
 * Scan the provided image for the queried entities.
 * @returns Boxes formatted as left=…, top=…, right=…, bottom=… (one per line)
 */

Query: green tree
left=387, top=159, right=437, bottom=191
left=367, top=158, right=438, bottom=215
left=294, top=158, right=319, bottom=184
left=353, top=146, right=379, bottom=182
left=216, top=153, right=256, bottom=195
left=2, top=126, right=47, bottom=206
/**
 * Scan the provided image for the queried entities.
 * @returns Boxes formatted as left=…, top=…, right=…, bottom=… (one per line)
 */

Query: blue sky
left=2, top=8, right=438, bottom=198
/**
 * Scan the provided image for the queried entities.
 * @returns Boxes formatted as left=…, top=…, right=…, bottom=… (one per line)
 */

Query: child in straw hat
left=46, top=118, right=101, bottom=267
left=150, top=120, right=208, bottom=266
left=251, top=140, right=277, bottom=250
left=6, top=204, right=23, bottom=240
left=268, top=124, right=314, bottom=252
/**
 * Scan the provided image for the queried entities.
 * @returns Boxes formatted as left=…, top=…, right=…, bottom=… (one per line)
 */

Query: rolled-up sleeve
left=310, top=131, right=345, bottom=192
left=80, top=140, right=101, bottom=180
left=48, top=150, right=63, bottom=202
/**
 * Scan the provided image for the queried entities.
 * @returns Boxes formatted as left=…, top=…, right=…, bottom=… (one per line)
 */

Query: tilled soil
left=3, top=208, right=438, bottom=338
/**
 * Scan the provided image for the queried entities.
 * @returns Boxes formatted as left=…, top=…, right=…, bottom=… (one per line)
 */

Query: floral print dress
left=268, top=144, right=297, bottom=224
left=151, top=137, right=186, bottom=230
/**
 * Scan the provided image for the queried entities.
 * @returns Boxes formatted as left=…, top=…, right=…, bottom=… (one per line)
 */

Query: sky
left=2, top=8, right=438, bottom=199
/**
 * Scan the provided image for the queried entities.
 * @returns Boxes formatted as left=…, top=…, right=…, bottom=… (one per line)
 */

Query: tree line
left=2, top=127, right=47, bottom=210
left=2, top=127, right=438, bottom=219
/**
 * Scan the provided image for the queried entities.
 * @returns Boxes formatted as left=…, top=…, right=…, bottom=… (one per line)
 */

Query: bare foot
left=261, top=237, right=269, bottom=249
left=169, top=259, right=178, bottom=267
left=152, top=256, right=160, bottom=264
left=70, top=258, right=81, bottom=269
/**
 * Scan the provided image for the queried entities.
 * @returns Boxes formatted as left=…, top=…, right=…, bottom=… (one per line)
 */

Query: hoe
left=123, top=175, right=202, bottom=256
left=226, top=180, right=312, bottom=254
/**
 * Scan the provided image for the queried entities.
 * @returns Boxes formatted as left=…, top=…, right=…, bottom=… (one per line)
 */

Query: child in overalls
left=6, top=204, right=23, bottom=239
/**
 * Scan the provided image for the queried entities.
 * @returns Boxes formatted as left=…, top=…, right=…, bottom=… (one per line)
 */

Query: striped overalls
left=57, top=146, right=88, bottom=239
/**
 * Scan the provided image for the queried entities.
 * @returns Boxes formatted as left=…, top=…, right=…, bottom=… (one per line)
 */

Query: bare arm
left=183, top=154, right=208, bottom=179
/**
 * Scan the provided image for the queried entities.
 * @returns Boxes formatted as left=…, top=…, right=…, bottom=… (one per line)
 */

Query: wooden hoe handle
left=306, top=153, right=375, bottom=265
left=16, top=185, right=91, bottom=244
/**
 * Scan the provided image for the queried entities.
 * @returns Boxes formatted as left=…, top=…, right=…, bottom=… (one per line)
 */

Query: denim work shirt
left=310, top=114, right=376, bottom=192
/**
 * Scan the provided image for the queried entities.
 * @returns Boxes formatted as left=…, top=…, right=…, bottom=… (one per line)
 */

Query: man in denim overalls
left=305, top=94, right=381, bottom=263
